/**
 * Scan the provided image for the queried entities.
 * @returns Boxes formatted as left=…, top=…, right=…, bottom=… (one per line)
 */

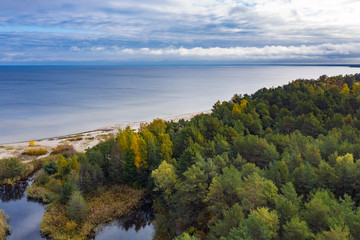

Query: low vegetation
left=22, top=147, right=48, bottom=156
left=40, top=186, right=143, bottom=240
left=51, top=144, right=76, bottom=158
left=0, top=210, right=10, bottom=240
left=26, top=172, right=59, bottom=203
left=25, top=148, right=144, bottom=239
left=0, top=158, right=43, bottom=185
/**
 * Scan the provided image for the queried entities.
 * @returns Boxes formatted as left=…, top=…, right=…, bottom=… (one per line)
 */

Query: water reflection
left=0, top=179, right=30, bottom=202
left=0, top=178, right=46, bottom=240
left=0, top=179, right=155, bottom=240
left=95, top=200, right=155, bottom=240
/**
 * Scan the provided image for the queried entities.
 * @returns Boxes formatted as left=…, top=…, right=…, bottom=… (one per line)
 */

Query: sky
left=1, top=0, right=360, bottom=65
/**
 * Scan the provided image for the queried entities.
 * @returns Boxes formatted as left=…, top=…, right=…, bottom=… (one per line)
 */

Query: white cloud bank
left=109, top=43, right=360, bottom=61
left=12, top=43, right=356, bottom=63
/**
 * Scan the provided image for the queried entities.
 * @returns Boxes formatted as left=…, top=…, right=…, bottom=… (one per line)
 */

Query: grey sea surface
left=0, top=65, right=359, bottom=144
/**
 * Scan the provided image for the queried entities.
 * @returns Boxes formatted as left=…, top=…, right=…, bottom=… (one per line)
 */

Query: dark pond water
left=0, top=177, right=155, bottom=240
left=94, top=201, right=155, bottom=240
left=0, top=178, right=46, bottom=240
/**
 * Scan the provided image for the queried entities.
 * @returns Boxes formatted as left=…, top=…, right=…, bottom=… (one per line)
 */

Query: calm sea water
left=0, top=65, right=359, bottom=144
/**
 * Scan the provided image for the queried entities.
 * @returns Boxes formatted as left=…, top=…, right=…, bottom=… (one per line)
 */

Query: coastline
left=0, top=110, right=211, bottom=160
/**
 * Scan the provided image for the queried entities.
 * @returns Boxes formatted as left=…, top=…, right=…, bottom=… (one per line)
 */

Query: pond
left=94, top=201, right=155, bottom=240
left=0, top=178, right=46, bottom=240
left=0, top=178, right=155, bottom=240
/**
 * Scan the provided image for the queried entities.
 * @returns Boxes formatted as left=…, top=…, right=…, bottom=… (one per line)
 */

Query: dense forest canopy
left=84, top=73, right=360, bottom=240
left=4, top=73, right=360, bottom=239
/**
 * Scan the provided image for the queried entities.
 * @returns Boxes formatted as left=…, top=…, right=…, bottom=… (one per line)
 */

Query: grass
left=0, top=210, right=10, bottom=240
left=22, top=147, right=48, bottom=156
left=27, top=184, right=58, bottom=203
left=0, top=158, right=43, bottom=185
left=57, top=136, right=69, bottom=140
left=68, top=137, right=83, bottom=142
left=58, top=134, right=84, bottom=141
left=40, top=185, right=144, bottom=240
left=4, top=146, right=15, bottom=151
left=27, top=170, right=62, bottom=203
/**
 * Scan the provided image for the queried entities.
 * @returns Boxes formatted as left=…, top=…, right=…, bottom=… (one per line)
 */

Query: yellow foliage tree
left=58, top=155, right=69, bottom=177
left=336, top=153, right=354, bottom=166
left=240, top=99, right=248, bottom=111
left=141, top=128, right=156, bottom=146
left=159, top=133, right=173, bottom=161
left=232, top=103, right=242, bottom=116
left=340, top=83, right=350, bottom=96
left=317, top=225, right=353, bottom=240
left=117, top=126, right=134, bottom=158
left=148, top=118, right=166, bottom=137
left=131, top=134, right=141, bottom=168
left=147, top=118, right=173, bottom=161
left=352, top=82, right=360, bottom=97
left=131, top=134, right=148, bottom=168
left=232, top=99, right=248, bottom=116
left=152, top=160, right=178, bottom=197
left=139, top=136, right=148, bottom=165
left=70, top=156, right=79, bottom=171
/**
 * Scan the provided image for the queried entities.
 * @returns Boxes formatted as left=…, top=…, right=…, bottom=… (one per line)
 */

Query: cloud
left=70, top=46, right=80, bottom=51
left=0, top=0, right=360, bottom=63
left=91, top=46, right=105, bottom=51
left=116, top=43, right=360, bottom=60
left=2, top=43, right=360, bottom=63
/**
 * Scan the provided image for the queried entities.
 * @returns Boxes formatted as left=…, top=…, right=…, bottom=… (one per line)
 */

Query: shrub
left=34, top=169, right=50, bottom=185
left=26, top=184, right=57, bottom=203
left=60, top=181, right=78, bottom=204
left=30, top=159, right=44, bottom=171
left=44, top=161, right=58, bottom=175
left=47, top=178, right=63, bottom=193
left=23, top=147, right=47, bottom=156
left=52, top=144, right=76, bottom=158
left=0, top=158, right=27, bottom=181
left=67, top=192, right=88, bottom=223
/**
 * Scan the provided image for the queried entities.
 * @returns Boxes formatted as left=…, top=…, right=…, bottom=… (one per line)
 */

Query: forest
left=2, top=73, right=360, bottom=239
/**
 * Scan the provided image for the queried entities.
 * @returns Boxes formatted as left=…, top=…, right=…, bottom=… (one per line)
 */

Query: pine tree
left=67, top=192, right=88, bottom=223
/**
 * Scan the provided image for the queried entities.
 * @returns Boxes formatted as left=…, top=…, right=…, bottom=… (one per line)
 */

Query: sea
left=0, top=65, right=359, bottom=144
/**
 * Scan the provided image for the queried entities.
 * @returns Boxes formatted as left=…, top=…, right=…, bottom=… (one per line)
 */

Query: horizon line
left=0, top=63, right=359, bottom=68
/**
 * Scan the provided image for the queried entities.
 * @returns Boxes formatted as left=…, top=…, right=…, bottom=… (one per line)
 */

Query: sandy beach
left=0, top=110, right=211, bottom=160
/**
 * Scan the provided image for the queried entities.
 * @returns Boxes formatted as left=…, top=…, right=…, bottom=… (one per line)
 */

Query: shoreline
left=0, top=110, right=211, bottom=160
